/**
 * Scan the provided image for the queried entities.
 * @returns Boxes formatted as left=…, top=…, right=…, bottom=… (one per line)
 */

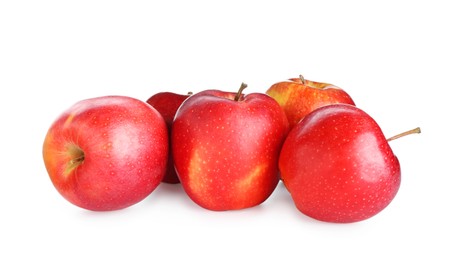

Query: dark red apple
left=42, top=95, right=168, bottom=211
left=279, top=104, right=420, bottom=223
left=147, top=91, right=191, bottom=183
left=172, top=84, right=289, bottom=211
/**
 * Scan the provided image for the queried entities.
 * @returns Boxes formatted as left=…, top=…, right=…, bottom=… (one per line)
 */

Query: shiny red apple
left=42, top=95, right=168, bottom=211
left=172, top=84, right=289, bottom=211
left=147, top=91, right=191, bottom=184
left=279, top=104, right=420, bottom=223
left=266, top=75, right=355, bottom=129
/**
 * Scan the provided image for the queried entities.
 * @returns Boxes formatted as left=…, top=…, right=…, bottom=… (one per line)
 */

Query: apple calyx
left=234, top=82, right=248, bottom=101
left=387, top=127, right=421, bottom=142
left=65, top=144, right=85, bottom=175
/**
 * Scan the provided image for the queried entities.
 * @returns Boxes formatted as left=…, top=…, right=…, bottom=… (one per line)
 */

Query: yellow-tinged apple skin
left=172, top=89, right=289, bottom=211
left=266, top=77, right=355, bottom=129
left=42, top=96, right=168, bottom=211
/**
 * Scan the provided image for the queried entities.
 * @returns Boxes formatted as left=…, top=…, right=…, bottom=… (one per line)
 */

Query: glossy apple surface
left=279, top=104, right=400, bottom=223
left=172, top=85, right=289, bottom=211
left=43, top=96, right=168, bottom=211
left=147, top=91, right=191, bottom=184
left=266, top=76, right=355, bottom=129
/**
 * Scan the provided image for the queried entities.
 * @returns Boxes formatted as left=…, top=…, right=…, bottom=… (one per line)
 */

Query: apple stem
left=299, top=75, right=306, bottom=85
left=387, top=127, right=421, bottom=142
left=234, top=82, right=248, bottom=101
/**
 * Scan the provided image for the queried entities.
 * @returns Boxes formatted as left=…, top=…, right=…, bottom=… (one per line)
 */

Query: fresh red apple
left=279, top=104, right=420, bottom=223
left=42, top=95, right=168, bottom=211
left=147, top=91, right=191, bottom=184
left=266, top=75, right=355, bottom=129
left=172, top=83, right=289, bottom=211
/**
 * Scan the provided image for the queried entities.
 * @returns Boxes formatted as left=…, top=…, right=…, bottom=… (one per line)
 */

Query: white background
left=1, top=1, right=457, bottom=259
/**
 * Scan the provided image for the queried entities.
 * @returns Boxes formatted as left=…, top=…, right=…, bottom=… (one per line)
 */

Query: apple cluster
left=42, top=76, right=420, bottom=223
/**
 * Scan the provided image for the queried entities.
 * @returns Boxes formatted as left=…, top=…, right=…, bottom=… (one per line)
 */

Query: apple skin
left=279, top=104, right=400, bottom=223
left=266, top=76, right=355, bottom=129
left=42, top=96, right=168, bottom=211
left=147, top=92, right=191, bottom=184
left=172, top=88, right=289, bottom=211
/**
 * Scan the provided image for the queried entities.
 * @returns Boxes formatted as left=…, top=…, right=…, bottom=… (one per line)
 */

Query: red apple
left=172, top=83, right=289, bottom=211
left=147, top=91, right=191, bottom=184
left=266, top=75, right=355, bottom=129
left=279, top=104, right=420, bottom=223
left=42, top=95, right=168, bottom=211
